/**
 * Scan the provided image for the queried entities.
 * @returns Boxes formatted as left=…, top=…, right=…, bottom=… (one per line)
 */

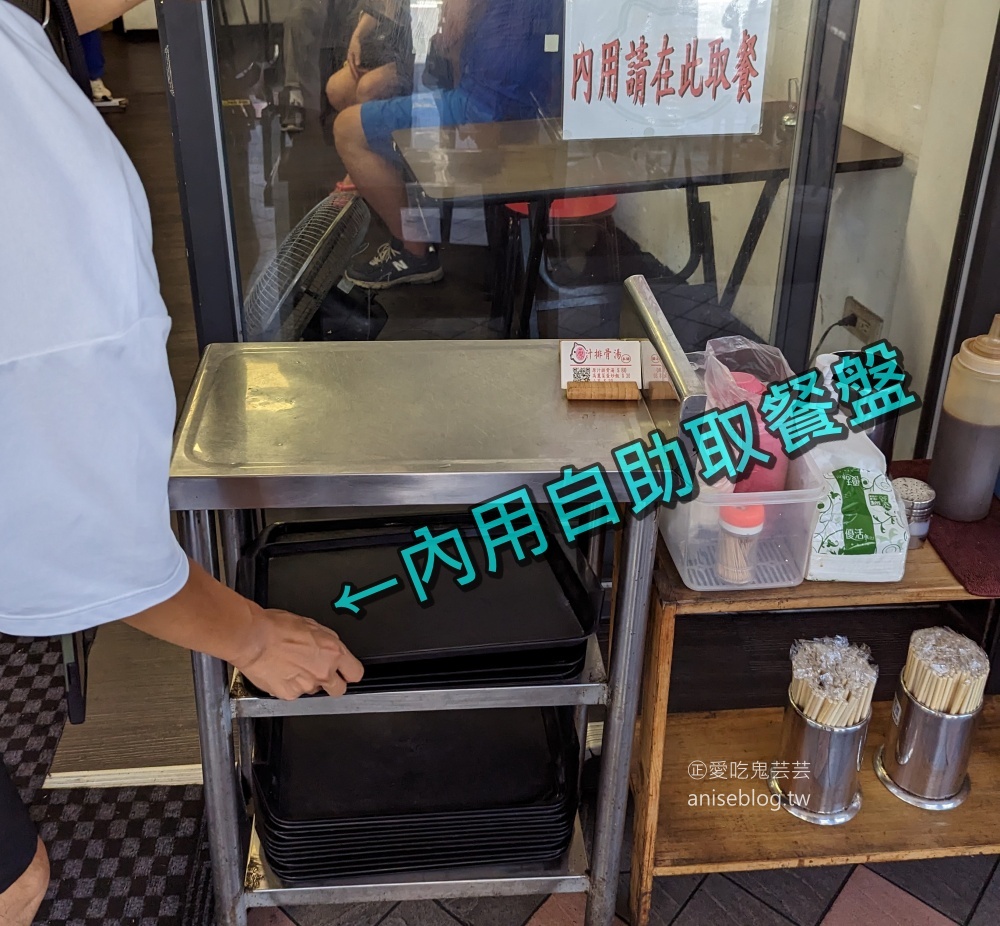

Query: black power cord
left=808, top=313, right=858, bottom=369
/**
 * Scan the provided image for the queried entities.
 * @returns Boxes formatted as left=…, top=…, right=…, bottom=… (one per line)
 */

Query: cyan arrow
left=332, top=576, right=402, bottom=615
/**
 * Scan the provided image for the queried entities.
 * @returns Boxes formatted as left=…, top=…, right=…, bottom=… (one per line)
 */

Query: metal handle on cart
left=620, top=274, right=706, bottom=422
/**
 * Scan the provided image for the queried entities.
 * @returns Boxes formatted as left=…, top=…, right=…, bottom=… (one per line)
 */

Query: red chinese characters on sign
left=735, top=30, right=759, bottom=103
left=578, top=347, right=633, bottom=362
left=599, top=40, right=621, bottom=103
left=625, top=36, right=651, bottom=106
left=705, top=38, right=732, bottom=100
left=571, top=45, right=594, bottom=103
left=679, top=39, right=703, bottom=98
left=573, top=32, right=758, bottom=107
left=651, top=34, right=676, bottom=101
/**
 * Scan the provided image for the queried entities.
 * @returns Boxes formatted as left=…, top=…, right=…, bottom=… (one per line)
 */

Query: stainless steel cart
left=168, top=284, right=679, bottom=926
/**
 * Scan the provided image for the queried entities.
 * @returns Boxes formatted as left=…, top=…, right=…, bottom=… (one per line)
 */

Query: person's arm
left=124, top=559, right=364, bottom=699
left=69, top=0, right=144, bottom=34
left=347, top=12, right=379, bottom=78
left=440, top=0, right=472, bottom=81
left=441, top=0, right=472, bottom=57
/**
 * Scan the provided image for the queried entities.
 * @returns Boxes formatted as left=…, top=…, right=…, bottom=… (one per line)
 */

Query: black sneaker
left=344, top=239, right=444, bottom=289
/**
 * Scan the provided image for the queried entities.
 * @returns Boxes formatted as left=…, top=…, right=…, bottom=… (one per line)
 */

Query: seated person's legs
left=356, top=63, right=408, bottom=103
left=335, top=100, right=441, bottom=288
left=335, top=88, right=494, bottom=289
left=325, top=64, right=360, bottom=111
left=326, top=62, right=404, bottom=113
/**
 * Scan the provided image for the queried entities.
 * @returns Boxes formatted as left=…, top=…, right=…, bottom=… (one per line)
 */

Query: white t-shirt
left=0, top=5, right=189, bottom=636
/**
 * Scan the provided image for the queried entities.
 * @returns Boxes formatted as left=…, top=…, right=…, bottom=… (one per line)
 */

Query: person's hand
left=347, top=33, right=363, bottom=79
left=234, top=608, right=364, bottom=699
left=347, top=13, right=377, bottom=78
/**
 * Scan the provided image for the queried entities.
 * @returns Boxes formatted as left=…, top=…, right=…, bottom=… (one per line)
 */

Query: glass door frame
left=155, top=0, right=244, bottom=346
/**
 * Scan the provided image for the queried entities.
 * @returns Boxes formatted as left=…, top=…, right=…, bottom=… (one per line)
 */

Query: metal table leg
left=585, top=512, right=658, bottom=926
left=219, top=509, right=257, bottom=797
left=61, top=631, right=88, bottom=725
left=719, top=175, right=783, bottom=310
left=178, top=510, right=247, bottom=926
left=512, top=198, right=552, bottom=338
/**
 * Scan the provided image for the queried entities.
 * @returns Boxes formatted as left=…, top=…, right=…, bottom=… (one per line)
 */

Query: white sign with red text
left=560, top=340, right=642, bottom=389
left=562, top=0, right=774, bottom=140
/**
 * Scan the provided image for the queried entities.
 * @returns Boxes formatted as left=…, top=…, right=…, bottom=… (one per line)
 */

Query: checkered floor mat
left=1, top=635, right=209, bottom=925
left=1, top=637, right=66, bottom=796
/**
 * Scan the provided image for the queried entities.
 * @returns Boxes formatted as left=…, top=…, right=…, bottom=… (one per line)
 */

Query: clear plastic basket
left=658, top=453, right=826, bottom=592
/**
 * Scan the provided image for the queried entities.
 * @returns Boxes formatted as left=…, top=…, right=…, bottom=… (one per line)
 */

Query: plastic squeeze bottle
left=928, top=315, right=1000, bottom=521
left=731, top=372, right=789, bottom=494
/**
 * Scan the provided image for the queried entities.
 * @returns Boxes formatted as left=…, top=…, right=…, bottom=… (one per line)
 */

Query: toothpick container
left=769, top=689, right=870, bottom=825
left=715, top=505, right=765, bottom=586
left=874, top=680, right=981, bottom=810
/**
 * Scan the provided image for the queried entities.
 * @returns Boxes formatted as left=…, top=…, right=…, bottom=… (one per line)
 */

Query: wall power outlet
left=844, top=297, right=884, bottom=343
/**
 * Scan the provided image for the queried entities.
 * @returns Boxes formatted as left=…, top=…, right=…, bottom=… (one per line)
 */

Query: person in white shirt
left=0, top=1, right=364, bottom=922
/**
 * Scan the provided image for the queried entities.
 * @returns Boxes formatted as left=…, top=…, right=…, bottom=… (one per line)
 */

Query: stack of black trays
left=240, top=515, right=601, bottom=692
left=243, top=515, right=595, bottom=882
left=253, top=707, right=579, bottom=883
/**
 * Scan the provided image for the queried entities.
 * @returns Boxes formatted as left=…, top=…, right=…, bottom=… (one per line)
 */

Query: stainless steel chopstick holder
left=874, top=680, right=981, bottom=810
left=769, top=690, right=869, bottom=825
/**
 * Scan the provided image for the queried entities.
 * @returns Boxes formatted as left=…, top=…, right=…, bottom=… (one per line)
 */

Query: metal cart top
left=169, top=339, right=659, bottom=511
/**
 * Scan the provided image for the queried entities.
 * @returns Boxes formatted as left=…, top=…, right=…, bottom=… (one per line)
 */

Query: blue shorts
left=360, top=88, right=534, bottom=165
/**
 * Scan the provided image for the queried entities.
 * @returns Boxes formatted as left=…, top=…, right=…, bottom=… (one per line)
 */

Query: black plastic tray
left=255, top=783, right=574, bottom=835
left=332, top=657, right=587, bottom=693
left=257, top=797, right=576, bottom=841
left=259, top=819, right=575, bottom=863
left=264, top=843, right=570, bottom=883
left=257, top=806, right=575, bottom=845
left=253, top=707, right=575, bottom=824
left=244, top=515, right=600, bottom=665
left=256, top=797, right=575, bottom=845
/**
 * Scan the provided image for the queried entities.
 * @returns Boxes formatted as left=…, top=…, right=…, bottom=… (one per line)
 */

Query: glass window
left=212, top=0, right=839, bottom=348
left=206, top=0, right=999, bottom=458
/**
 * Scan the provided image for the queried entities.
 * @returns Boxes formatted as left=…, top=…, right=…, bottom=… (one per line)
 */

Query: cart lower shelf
left=648, top=696, right=1000, bottom=876
left=231, top=637, right=608, bottom=717
left=244, top=816, right=590, bottom=906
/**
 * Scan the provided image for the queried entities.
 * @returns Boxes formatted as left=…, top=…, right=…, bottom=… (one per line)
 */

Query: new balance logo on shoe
left=344, top=238, right=445, bottom=290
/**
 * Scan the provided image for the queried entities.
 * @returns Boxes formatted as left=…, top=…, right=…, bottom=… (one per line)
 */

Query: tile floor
left=238, top=854, right=1000, bottom=926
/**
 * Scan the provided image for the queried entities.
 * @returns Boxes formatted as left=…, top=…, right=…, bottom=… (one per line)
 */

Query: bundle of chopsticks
left=790, top=636, right=878, bottom=728
left=902, top=627, right=990, bottom=715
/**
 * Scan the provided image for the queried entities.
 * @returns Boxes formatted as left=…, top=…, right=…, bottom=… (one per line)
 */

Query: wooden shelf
left=654, top=538, right=980, bottom=615
left=650, top=697, right=1000, bottom=876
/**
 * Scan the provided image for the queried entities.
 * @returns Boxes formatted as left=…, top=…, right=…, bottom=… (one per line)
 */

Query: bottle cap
left=720, top=504, right=765, bottom=535
left=960, top=314, right=1000, bottom=377
left=891, top=477, right=935, bottom=515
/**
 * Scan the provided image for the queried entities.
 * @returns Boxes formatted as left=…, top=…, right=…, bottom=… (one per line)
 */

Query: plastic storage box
left=658, top=452, right=826, bottom=592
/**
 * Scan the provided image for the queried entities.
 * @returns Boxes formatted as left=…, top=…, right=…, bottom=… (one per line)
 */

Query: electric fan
left=243, top=194, right=371, bottom=342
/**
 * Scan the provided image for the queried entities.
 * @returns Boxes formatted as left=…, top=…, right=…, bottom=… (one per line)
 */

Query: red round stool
left=505, top=195, right=618, bottom=220
left=504, top=195, right=621, bottom=291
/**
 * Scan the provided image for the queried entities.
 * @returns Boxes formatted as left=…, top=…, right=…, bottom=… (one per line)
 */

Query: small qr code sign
left=560, top=340, right=642, bottom=390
